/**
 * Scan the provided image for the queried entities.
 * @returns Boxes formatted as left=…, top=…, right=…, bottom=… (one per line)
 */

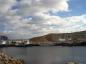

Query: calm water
left=0, top=46, right=86, bottom=64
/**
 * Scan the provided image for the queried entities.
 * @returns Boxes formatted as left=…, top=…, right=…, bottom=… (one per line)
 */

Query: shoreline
left=0, top=44, right=86, bottom=48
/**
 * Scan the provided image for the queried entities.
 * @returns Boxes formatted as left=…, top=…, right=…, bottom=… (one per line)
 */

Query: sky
left=0, top=0, right=86, bottom=39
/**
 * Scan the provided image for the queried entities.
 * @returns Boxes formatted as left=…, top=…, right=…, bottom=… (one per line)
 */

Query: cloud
left=0, top=0, right=86, bottom=39
left=4, top=14, right=86, bottom=39
left=12, top=0, right=69, bottom=16
left=0, top=0, right=16, bottom=13
left=57, top=15, right=86, bottom=33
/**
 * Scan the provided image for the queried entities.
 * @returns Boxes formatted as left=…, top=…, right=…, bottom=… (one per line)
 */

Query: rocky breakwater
left=0, top=52, right=24, bottom=64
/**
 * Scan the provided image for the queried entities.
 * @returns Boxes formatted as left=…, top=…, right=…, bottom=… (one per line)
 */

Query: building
left=0, top=36, right=8, bottom=40
left=8, top=39, right=30, bottom=45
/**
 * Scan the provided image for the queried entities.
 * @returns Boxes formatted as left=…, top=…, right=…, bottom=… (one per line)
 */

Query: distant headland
left=0, top=31, right=86, bottom=47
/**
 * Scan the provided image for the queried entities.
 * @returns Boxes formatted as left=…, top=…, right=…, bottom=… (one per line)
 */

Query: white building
left=2, top=41, right=7, bottom=44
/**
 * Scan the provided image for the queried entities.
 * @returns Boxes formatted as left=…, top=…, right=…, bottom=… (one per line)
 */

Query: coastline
left=0, top=44, right=86, bottom=48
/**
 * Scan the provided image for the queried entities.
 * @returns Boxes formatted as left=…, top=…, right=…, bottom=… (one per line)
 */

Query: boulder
left=0, top=52, right=24, bottom=64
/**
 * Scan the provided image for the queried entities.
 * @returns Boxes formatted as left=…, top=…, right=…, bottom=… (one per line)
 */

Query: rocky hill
left=29, top=31, right=86, bottom=45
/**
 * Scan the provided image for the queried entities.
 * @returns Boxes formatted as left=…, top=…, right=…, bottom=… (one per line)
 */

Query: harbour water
left=0, top=46, right=86, bottom=64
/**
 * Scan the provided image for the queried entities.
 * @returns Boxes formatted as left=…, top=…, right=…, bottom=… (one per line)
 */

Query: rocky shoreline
left=0, top=52, right=24, bottom=64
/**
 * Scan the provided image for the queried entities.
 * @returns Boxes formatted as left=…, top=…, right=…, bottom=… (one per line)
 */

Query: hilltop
left=29, top=31, right=86, bottom=46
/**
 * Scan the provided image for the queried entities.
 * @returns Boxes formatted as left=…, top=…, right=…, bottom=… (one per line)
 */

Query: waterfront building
left=0, top=36, right=8, bottom=40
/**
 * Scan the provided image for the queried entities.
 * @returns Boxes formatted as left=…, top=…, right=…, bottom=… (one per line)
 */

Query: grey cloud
left=1, top=0, right=86, bottom=39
